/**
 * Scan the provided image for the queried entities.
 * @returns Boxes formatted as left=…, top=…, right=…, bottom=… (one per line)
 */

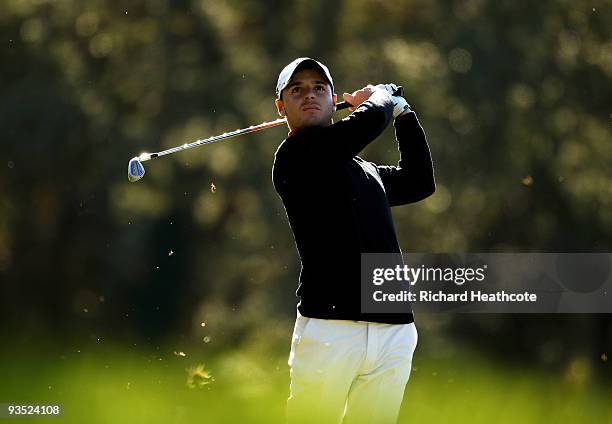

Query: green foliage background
left=1, top=0, right=611, bottom=422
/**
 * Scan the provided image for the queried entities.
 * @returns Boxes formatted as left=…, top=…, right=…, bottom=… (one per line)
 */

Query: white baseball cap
left=276, top=57, right=334, bottom=99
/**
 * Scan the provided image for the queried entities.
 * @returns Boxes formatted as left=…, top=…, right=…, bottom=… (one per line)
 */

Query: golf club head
left=128, top=157, right=145, bottom=182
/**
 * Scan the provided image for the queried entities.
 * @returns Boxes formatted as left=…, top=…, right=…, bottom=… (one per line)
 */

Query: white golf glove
left=375, top=83, right=411, bottom=118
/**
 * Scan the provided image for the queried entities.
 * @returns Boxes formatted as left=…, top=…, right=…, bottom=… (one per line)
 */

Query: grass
left=1, top=340, right=610, bottom=423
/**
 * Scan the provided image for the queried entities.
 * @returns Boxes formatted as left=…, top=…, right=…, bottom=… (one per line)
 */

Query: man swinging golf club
left=272, top=57, right=435, bottom=424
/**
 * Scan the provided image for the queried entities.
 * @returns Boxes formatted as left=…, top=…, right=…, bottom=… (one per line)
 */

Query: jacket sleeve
left=288, top=90, right=395, bottom=165
left=376, top=111, right=436, bottom=206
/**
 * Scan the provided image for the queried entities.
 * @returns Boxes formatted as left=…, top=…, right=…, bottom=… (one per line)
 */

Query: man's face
left=275, top=68, right=337, bottom=132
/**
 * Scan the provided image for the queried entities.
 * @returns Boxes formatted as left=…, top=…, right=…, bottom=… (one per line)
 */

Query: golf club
left=127, top=87, right=403, bottom=182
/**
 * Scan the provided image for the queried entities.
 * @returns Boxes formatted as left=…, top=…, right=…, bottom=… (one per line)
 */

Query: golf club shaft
left=137, top=100, right=352, bottom=162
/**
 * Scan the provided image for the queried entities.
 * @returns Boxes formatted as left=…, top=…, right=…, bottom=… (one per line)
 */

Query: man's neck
left=287, top=119, right=334, bottom=137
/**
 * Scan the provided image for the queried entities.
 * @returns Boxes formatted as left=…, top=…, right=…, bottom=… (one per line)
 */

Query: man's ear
left=275, top=99, right=286, bottom=117
left=332, top=93, right=337, bottom=109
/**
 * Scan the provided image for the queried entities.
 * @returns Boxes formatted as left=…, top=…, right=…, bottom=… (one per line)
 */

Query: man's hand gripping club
left=342, top=83, right=410, bottom=118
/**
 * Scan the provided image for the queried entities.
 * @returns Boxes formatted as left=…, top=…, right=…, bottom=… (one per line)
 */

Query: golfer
left=272, top=57, right=435, bottom=424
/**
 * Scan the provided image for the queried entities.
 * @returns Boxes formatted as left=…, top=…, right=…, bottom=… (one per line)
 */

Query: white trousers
left=287, top=311, right=418, bottom=424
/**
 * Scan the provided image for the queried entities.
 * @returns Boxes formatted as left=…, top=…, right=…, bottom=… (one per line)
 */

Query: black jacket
left=273, top=91, right=435, bottom=324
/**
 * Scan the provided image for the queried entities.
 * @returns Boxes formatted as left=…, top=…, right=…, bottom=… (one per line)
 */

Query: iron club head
left=127, top=157, right=146, bottom=182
